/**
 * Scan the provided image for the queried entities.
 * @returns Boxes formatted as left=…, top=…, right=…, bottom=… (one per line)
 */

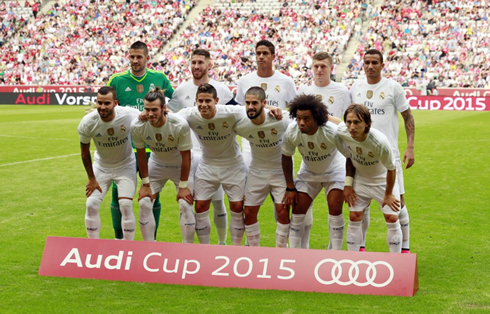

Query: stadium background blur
left=1, top=0, right=489, bottom=93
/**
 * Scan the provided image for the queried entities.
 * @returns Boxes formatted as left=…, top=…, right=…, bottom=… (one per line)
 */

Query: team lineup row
left=79, top=40, right=415, bottom=253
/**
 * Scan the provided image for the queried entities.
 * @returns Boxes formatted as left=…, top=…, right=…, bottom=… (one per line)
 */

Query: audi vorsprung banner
left=39, top=237, right=418, bottom=296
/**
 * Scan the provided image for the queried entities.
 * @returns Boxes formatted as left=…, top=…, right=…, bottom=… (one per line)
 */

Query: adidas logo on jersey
left=125, top=87, right=132, bottom=92
left=96, top=133, right=102, bottom=137
left=146, top=136, right=152, bottom=141
left=248, top=135, right=254, bottom=139
left=185, top=96, right=191, bottom=100
left=197, top=126, right=203, bottom=129
left=298, top=143, right=304, bottom=147
left=357, top=93, right=361, bottom=97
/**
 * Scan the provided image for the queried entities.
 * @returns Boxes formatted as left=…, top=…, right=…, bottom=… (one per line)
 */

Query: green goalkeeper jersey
left=107, top=69, right=174, bottom=111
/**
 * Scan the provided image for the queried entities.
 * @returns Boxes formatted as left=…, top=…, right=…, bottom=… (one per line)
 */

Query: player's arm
left=281, top=154, right=297, bottom=208
left=177, top=150, right=193, bottom=204
left=400, top=108, right=415, bottom=169
left=382, top=168, right=400, bottom=212
left=136, top=147, right=153, bottom=201
left=80, top=142, right=101, bottom=197
left=343, top=158, right=358, bottom=206
left=328, top=115, right=342, bottom=125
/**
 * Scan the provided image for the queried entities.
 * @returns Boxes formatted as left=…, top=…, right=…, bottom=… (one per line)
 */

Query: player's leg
left=194, top=164, right=220, bottom=244
left=346, top=183, right=371, bottom=251
left=222, top=164, right=247, bottom=246
left=211, top=187, right=228, bottom=245
left=289, top=192, right=313, bottom=248
left=326, top=185, right=344, bottom=250
left=195, top=200, right=212, bottom=244
left=301, top=204, right=313, bottom=249
left=138, top=194, right=156, bottom=241
left=115, top=166, right=137, bottom=241
left=376, top=183, right=402, bottom=253
left=396, top=161, right=410, bottom=253
left=270, top=172, right=290, bottom=248
left=171, top=170, right=196, bottom=244
left=244, top=206, right=261, bottom=246
left=110, top=182, right=123, bottom=239
left=360, top=206, right=370, bottom=251
left=144, top=151, right=162, bottom=239
left=85, top=167, right=111, bottom=238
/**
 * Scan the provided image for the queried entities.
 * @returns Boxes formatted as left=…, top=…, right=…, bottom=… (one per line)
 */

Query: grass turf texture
left=0, top=105, right=489, bottom=313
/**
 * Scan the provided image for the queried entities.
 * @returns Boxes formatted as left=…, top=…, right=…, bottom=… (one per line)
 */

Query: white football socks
left=245, top=222, right=260, bottom=247
left=399, top=205, right=410, bottom=250
left=328, top=214, right=344, bottom=250
left=386, top=221, right=402, bottom=253
left=179, top=199, right=195, bottom=243
left=195, top=210, right=211, bottom=244
left=301, top=206, right=313, bottom=249
left=85, top=197, right=102, bottom=238
left=289, top=214, right=306, bottom=248
left=276, top=222, right=290, bottom=248
left=138, top=197, right=155, bottom=241
left=119, top=199, right=136, bottom=241
left=230, top=211, right=245, bottom=245
left=212, top=199, right=228, bottom=245
left=347, top=220, right=362, bottom=251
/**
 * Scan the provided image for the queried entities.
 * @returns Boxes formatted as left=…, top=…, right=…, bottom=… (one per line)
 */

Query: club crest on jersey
left=107, top=128, right=114, bottom=136
left=222, top=122, right=229, bottom=129
left=328, top=96, right=334, bottom=104
left=321, top=143, right=327, bottom=150
left=367, top=90, right=373, bottom=99
left=315, top=94, right=323, bottom=101
left=275, top=85, right=281, bottom=93
left=368, top=151, right=374, bottom=158
left=356, top=147, right=363, bottom=155
left=258, top=131, right=265, bottom=139
left=137, top=84, right=144, bottom=94
left=208, top=123, right=215, bottom=130
left=379, top=92, right=385, bottom=100
left=156, top=133, right=162, bottom=141
left=308, top=142, right=314, bottom=149
left=168, top=135, right=174, bottom=142
left=271, top=128, right=277, bottom=136
left=121, top=125, right=126, bottom=132
left=261, top=83, right=267, bottom=90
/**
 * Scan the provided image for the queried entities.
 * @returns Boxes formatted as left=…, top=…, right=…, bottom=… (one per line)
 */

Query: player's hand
left=382, top=193, right=400, bottom=212
left=268, top=107, right=283, bottom=120
left=343, top=186, right=358, bottom=207
left=86, top=178, right=102, bottom=197
left=282, top=190, right=298, bottom=211
left=138, top=112, right=149, bottom=122
left=177, top=187, right=194, bottom=205
left=138, top=185, right=153, bottom=201
left=403, top=147, right=414, bottom=169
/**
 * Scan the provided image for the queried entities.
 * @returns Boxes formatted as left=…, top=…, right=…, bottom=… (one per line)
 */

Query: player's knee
left=86, top=197, right=102, bottom=216
left=384, top=214, right=398, bottom=223
left=118, top=199, right=134, bottom=218
left=349, top=211, right=363, bottom=222
left=139, top=197, right=153, bottom=215
left=276, top=206, right=290, bottom=224
left=229, top=202, right=243, bottom=213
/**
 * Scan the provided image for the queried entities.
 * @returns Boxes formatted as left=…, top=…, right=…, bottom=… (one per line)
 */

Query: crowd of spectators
left=0, top=0, right=195, bottom=85
left=160, top=0, right=365, bottom=85
left=342, top=0, right=490, bottom=89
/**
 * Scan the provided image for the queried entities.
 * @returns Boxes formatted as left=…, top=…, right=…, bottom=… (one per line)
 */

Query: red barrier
left=407, top=95, right=490, bottom=111
left=39, top=237, right=419, bottom=296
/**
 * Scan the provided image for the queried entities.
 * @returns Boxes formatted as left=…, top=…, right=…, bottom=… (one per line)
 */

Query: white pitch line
left=0, top=153, right=79, bottom=167
left=0, top=134, right=73, bottom=141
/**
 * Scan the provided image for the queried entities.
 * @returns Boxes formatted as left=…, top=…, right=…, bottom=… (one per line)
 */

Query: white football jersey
left=337, top=122, right=396, bottom=186
left=282, top=121, right=345, bottom=174
left=350, top=77, right=410, bottom=158
left=298, top=81, right=351, bottom=118
left=178, top=105, right=245, bottom=167
left=78, top=106, right=140, bottom=168
left=234, top=110, right=292, bottom=170
left=131, top=113, right=193, bottom=166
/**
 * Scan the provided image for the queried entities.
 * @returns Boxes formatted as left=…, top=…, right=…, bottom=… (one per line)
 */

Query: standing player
left=107, top=41, right=174, bottom=240
left=177, top=84, right=248, bottom=245
left=234, top=87, right=291, bottom=247
left=282, top=95, right=345, bottom=249
left=297, top=51, right=352, bottom=249
left=131, top=88, right=195, bottom=242
left=78, top=86, right=140, bottom=240
left=351, top=49, right=414, bottom=253
left=167, top=49, right=235, bottom=245
left=337, top=104, right=402, bottom=253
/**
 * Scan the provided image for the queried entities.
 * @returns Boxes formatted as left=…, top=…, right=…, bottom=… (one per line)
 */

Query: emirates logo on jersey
left=107, top=128, right=114, bottom=136
left=156, top=133, right=162, bottom=141
left=379, top=92, right=385, bottom=100
left=328, top=96, right=334, bottom=104
left=271, top=128, right=277, bottom=136
left=168, top=135, right=174, bottom=142
left=308, top=142, right=314, bottom=149
left=137, top=84, right=144, bottom=94
left=321, top=143, right=327, bottom=150
left=258, top=131, right=265, bottom=139
left=222, top=122, right=229, bottom=129
left=367, top=90, right=373, bottom=99
left=121, top=125, right=126, bottom=132
left=261, top=83, right=267, bottom=91
left=208, top=123, right=215, bottom=130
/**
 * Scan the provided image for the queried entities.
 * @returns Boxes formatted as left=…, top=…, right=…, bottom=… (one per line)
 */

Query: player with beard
left=131, top=87, right=194, bottom=242
left=78, top=86, right=140, bottom=240
left=351, top=49, right=415, bottom=253
left=106, top=41, right=174, bottom=240
left=234, top=87, right=291, bottom=247
left=167, top=49, right=236, bottom=245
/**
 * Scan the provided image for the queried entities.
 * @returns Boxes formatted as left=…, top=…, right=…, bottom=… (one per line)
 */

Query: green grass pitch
left=0, top=105, right=489, bottom=313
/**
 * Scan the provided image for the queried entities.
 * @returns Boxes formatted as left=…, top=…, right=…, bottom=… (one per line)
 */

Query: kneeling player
left=337, top=104, right=402, bottom=253
left=131, top=88, right=195, bottom=242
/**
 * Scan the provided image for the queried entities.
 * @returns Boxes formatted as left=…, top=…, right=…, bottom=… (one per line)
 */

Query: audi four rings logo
left=314, top=259, right=394, bottom=288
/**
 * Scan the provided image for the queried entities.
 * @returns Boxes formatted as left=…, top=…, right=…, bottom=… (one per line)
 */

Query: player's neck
left=306, top=125, right=319, bottom=136
left=314, top=78, right=331, bottom=88
left=131, top=68, right=146, bottom=77
left=193, top=75, right=210, bottom=86
left=251, top=112, right=266, bottom=126
left=152, top=115, right=166, bottom=128
left=257, top=68, right=274, bottom=78
left=366, top=76, right=382, bottom=85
